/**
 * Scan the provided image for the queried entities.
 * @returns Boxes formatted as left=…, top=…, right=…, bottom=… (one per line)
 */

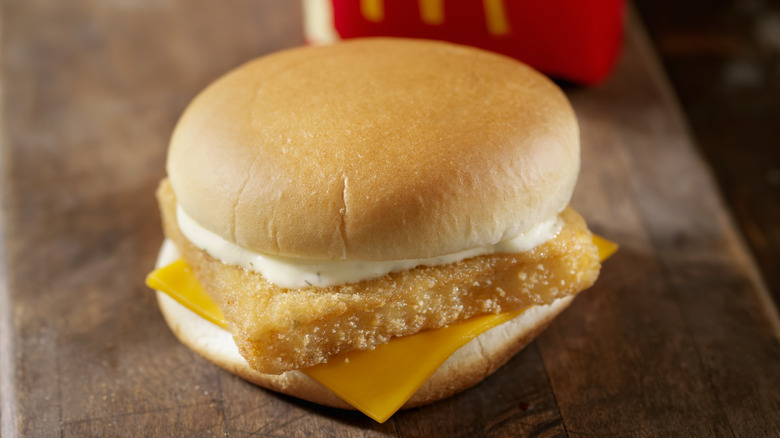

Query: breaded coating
left=157, top=180, right=600, bottom=374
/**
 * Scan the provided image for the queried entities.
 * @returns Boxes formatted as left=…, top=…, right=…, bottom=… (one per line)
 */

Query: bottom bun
left=154, top=239, right=574, bottom=410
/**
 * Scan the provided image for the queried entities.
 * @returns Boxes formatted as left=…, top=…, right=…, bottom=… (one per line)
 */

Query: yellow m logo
left=360, top=0, right=510, bottom=35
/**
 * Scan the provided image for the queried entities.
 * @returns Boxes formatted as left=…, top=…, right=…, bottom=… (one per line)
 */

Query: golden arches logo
left=360, top=0, right=510, bottom=35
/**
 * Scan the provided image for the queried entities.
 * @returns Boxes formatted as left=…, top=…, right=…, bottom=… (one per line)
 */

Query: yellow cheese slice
left=145, top=259, right=228, bottom=329
left=593, top=234, right=619, bottom=261
left=304, top=309, right=523, bottom=422
left=145, top=236, right=616, bottom=423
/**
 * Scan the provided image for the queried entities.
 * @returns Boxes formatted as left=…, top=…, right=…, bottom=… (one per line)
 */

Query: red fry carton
left=304, top=0, right=625, bottom=85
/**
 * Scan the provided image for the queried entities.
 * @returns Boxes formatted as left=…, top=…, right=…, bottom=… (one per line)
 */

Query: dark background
left=636, top=0, right=780, bottom=302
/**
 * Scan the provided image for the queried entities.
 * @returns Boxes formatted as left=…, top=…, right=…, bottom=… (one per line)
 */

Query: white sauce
left=176, top=204, right=561, bottom=289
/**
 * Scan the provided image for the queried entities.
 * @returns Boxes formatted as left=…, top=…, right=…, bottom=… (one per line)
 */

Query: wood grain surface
left=634, top=0, right=780, bottom=306
left=2, top=2, right=779, bottom=437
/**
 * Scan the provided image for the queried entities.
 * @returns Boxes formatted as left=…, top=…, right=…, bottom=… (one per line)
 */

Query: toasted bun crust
left=154, top=240, right=574, bottom=409
left=167, top=38, right=579, bottom=261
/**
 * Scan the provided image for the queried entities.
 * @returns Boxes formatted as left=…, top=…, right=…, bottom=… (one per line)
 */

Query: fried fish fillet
left=157, top=179, right=600, bottom=374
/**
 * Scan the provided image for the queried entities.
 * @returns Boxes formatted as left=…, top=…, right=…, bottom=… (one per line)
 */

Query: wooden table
left=2, top=2, right=779, bottom=436
left=635, top=0, right=780, bottom=305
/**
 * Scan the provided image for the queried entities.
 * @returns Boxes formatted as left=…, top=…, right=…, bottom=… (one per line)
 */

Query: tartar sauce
left=176, top=204, right=561, bottom=288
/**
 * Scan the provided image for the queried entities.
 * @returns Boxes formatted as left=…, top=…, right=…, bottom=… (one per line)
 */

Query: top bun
left=167, top=38, right=579, bottom=261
